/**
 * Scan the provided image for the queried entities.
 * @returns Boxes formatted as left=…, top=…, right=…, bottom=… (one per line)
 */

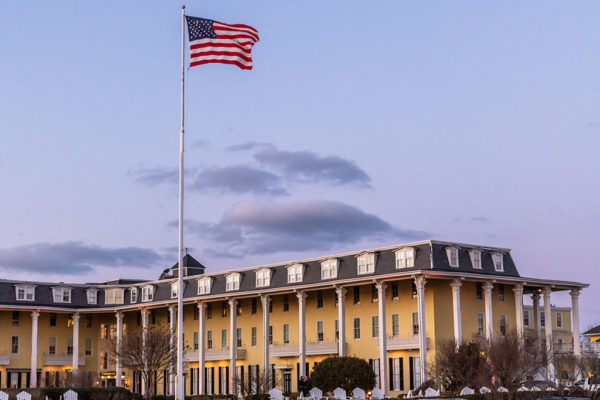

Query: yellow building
left=0, top=240, right=588, bottom=396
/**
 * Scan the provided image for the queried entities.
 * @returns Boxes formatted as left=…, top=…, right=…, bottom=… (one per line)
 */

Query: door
left=283, top=372, right=291, bottom=393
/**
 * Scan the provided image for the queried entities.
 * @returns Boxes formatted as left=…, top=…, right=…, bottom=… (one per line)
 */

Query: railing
left=270, top=340, right=341, bottom=357
left=376, top=335, right=429, bottom=351
left=42, top=353, right=85, bottom=366
left=184, top=348, right=246, bottom=362
left=553, top=342, right=600, bottom=355
left=0, top=354, right=10, bottom=365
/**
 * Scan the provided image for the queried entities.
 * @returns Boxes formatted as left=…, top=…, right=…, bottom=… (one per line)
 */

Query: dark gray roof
left=584, top=325, right=600, bottom=336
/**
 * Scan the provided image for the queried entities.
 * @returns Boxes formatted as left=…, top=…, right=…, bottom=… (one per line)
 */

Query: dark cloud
left=184, top=200, right=428, bottom=257
left=129, top=167, right=179, bottom=187
left=254, top=147, right=372, bottom=187
left=226, top=141, right=274, bottom=152
left=0, top=241, right=163, bottom=275
left=190, top=165, right=288, bottom=196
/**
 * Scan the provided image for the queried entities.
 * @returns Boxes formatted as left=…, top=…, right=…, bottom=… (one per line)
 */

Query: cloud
left=190, top=165, right=288, bottom=196
left=0, top=241, right=163, bottom=275
left=254, top=147, right=372, bottom=187
left=184, top=200, right=428, bottom=257
left=226, top=141, right=274, bottom=152
left=129, top=167, right=179, bottom=187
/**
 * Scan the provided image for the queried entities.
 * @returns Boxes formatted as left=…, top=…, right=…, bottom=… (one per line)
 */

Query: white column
left=570, top=289, right=581, bottom=379
left=297, top=291, right=307, bottom=378
left=169, top=305, right=176, bottom=395
left=543, top=287, right=554, bottom=380
left=115, top=311, right=124, bottom=387
left=450, top=280, right=462, bottom=348
left=141, top=308, right=149, bottom=397
left=30, top=311, right=40, bottom=388
left=335, top=287, right=346, bottom=357
left=198, top=302, right=206, bottom=395
left=260, top=295, right=270, bottom=389
left=513, top=284, right=524, bottom=340
left=376, top=282, right=388, bottom=395
left=229, top=298, right=238, bottom=394
left=415, top=276, right=427, bottom=382
left=72, top=312, right=80, bottom=375
left=483, top=282, right=494, bottom=341
left=532, top=292, right=541, bottom=340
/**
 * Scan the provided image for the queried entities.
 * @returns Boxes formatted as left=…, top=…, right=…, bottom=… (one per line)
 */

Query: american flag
left=185, top=16, right=259, bottom=70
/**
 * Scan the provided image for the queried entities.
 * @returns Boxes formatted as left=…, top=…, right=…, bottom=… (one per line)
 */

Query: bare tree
left=107, top=323, right=177, bottom=399
left=555, top=353, right=581, bottom=384
left=433, top=339, right=491, bottom=391
left=236, top=368, right=281, bottom=397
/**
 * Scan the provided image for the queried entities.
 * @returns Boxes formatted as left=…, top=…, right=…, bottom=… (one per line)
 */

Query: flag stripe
left=190, top=59, right=253, bottom=70
left=190, top=50, right=253, bottom=62
left=213, top=21, right=258, bottom=36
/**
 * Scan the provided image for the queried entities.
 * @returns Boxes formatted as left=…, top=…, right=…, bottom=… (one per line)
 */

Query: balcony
left=270, top=340, right=341, bottom=357
left=184, top=348, right=246, bottom=362
left=377, top=335, right=429, bottom=351
left=0, top=354, right=10, bottom=365
left=42, top=353, right=85, bottom=366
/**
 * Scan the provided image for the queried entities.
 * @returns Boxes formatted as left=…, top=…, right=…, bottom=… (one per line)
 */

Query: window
left=11, top=336, right=19, bottom=354
left=283, top=324, right=290, bottom=344
left=499, top=314, right=507, bottom=336
left=392, top=314, right=399, bottom=337
left=207, top=303, right=212, bottom=319
left=251, top=298, right=257, bottom=315
left=317, top=321, right=324, bottom=342
left=105, top=288, right=125, bottom=304
left=498, top=284, right=505, bottom=302
left=221, top=329, right=227, bottom=349
left=171, top=282, right=178, bottom=299
left=151, top=310, right=156, bottom=324
left=67, top=337, right=73, bottom=355
left=391, top=358, right=403, bottom=391
left=476, top=283, right=483, bottom=300
left=86, top=289, right=97, bottom=305
left=85, top=338, right=92, bottom=355
left=477, top=312, right=484, bottom=335
left=391, top=282, right=399, bottom=300
left=411, top=357, right=422, bottom=390
left=226, top=273, right=240, bottom=291
left=52, top=287, right=72, bottom=303
left=15, top=285, right=35, bottom=301
left=411, top=281, right=417, bottom=299
left=557, top=312, right=563, bottom=328
left=12, top=311, right=19, bottom=326
left=283, top=294, right=289, bottom=312
left=540, top=311, right=546, bottom=327
left=371, top=316, right=379, bottom=338
left=197, top=277, right=212, bottom=295
left=469, top=250, right=482, bottom=269
left=269, top=325, right=273, bottom=345
left=130, top=287, right=138, bottom=303
left=102, top=352, right=108, bottom=369
left=221, top=301, right=227, bottom=318
left=256, top=268, right=271, bottom=287
left=412, top=312, right=419, bottom=335
left=237, top=328, right=242, bottom=347
left=353, top=318, right=361, bottom=339
left=49, top=337, right=56, bottom=355
left=523, top=310, right=530, bottom=327
left=86, top=314, right=92, bottom=328
left=321, top=259, right=338, bottom=279
left=251, top=327, right=257, bottom=347
left=335, top=320, right=339, bottom=340
left=50, top=313, right=57, bottom=327
left=287, top=264, right=303, bottom=283
left=317, top=291, right=323, bottom=309
left=446, top=247, right=459, bottom=267
left=193, top=306, right=199, bottom=320
left=491, top=252, right=504, bottom=272
left=396, top=248, right=415, bottom=268
left=141, top=286, right=154, bottom=302
left=191, top=331, right=198, bottom=350
left=207, top=330, right=213, bottom=349
left=357, top=253, right=375, bottom=274
left=237, top=301, right=242, bottom=316
left=371, top=285, right=378, bottom=302
left=353, top=286, right=360, bottom=305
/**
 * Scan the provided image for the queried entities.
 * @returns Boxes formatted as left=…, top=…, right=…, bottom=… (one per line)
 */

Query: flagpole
left=177, top=5, right=185, bottom=400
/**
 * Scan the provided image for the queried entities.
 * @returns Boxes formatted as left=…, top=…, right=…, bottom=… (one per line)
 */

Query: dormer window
left=198, top=277, right=212, bottom=295
left=469, top=249, right=482, bottom=269
left=171, top=282, right=178, bottom=299
left=491, top=252, right=504, bottom=272
left=142, top=285, right=154, bottom=302
left=395, top=248, right=415, bottom=268
left=288, top=264, right=304, bottom=283
left=105, top=288, right=125, bottom=305
left=86, top=289, right=98, bottom=305
left=321, top=259, right=338, bottom=280
left=256, top=268, right=271, bottom=288
left=446, top=246, right=459, bottom=268
left=357, top=253, right=375, bottom=275
left=226, top=273, right=240, bottom=291
left=15, top=285, right=35, bottom=301
left=52, top=287, right=71, bottom=303
left=130, top=287, right=138, bottom=303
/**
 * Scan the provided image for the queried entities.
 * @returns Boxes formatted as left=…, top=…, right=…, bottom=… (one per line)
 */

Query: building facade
left=0, top=240, right=588, bottom=395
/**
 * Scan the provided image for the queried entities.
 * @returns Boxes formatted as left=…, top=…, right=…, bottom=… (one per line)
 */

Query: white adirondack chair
left=16, top=392, right=32, bottom=400
left=460, top=387, right=475, bottom=396
left=309, top=387, right=323, bottom=400
left=531, top=386, right=541, bottom=392
left=269, top=388, right=284, bottom=400
left=424, top=387, right=439, bottom=397
left=0, top=391, right=8, bottom=400
left=333, top=387, right=346, bottom=400
left=479, top=386, right=491, bottom=394
left=352, top=387, right=365, bottom=399
left=63, top=390, right=78, bottom=400
left=517, top=386, right=529, bottom=392
left=497, top=386, right=509, bottom=393
left=370, top=388, right=383, bottom=399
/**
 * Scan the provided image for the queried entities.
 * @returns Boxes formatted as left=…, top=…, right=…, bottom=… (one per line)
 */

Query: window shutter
left=240, top=366, right=245, bottom=392
left=409, top=357, right=414, bottom=390
left=399, top=357, right=404, bottom=391
left=389, top=358, right=393, bottom=390
left=226, top=367, right=229, bottom=394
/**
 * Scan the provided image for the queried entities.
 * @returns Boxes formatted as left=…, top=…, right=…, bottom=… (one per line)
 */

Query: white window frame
left=198, top=277, right=212, bottom=295
left=86, top=289, right=98, bottom=305
left=141, top=285, right=154, bottom=302
left=395, top=247, right=415, bottom=268
left=523, top=310, right=530, bottom=327
left=499, top=313, right=507, bottom=336
left=321, top=259, right=338, bottom=280
left=491, top=252, right=504, bottom=272
left=446, top=246, right=459, bottom=267
left=15, top=285, right=35, bottom=301
left=357, top=253, right=375, bottom=275
left=105, top=288, right=125, bottom=305
left=52, top=287, right=72, bottom=303
left=171, top=282, right=178, bottom=299
left=287, top=264, right=303, bottom=283
left=556, top=312, right=563, bottom=328
left=130, top=287, right=138, bottom=303
left=256, top=268, right=271, bottom=288
left=226, top=273, right=240, bottom=291
left=469, top=249, right=482, bottom=269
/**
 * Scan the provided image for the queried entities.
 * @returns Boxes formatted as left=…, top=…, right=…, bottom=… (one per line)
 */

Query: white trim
left=445, top=246, right=460, bottom=268
left=395, top=247, right=415, bottom=269
left=491, top=252, right=504, bottom=272
left=15, top=284, right=36, bottom=301
left=357, top=253, right=376, bottom=275
left=86, top=288, right=98, bottom=305
left=468, top=249, right=482, bottom=269
left=255, top=268, right=272, bottom=288
left=197, top=276, right=212, bottom=295
left=226, top=272, right=241, bottom=292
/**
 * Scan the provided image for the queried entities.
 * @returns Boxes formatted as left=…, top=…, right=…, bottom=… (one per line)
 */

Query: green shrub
left=310, top=356, right=376, bottom=393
